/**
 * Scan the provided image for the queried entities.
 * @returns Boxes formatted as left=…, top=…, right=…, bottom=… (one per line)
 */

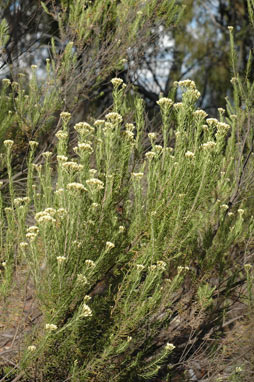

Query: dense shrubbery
left=1, top=2, right=254, bottom=382
left=0, top=71, right=254, bottom=381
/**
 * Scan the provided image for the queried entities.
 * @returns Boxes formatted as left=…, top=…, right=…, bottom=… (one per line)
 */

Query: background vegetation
left=0, top=0, right=254, bottom=381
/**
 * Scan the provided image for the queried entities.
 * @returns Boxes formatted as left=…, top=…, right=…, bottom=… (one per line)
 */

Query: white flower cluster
left=55, top=130, right=68, bottom=140
left=105, top=112, right=123, bottom=124
left=57, top=256, right=66, bottom=264
left=62, top=161, right=84, bottom=171
left=173, top=102, right=183, bottom=110
left=145, top=151, right=156, bottom=160
left=14, top=197, right=29, bottom=206
left=20, top=242, right=29, bottom=250
left=148, top=132, right=157, bottom=140
left=35, top=208, right=56, bottom=224
left=165, top=343, right=175, bottom=351
left=202, top=141, right=216, bottom=150
left=67, top=182, right=87, bottom=192
left=60, top=111, right=71, bottom=122
left=111, top=77, right=124, bottom=87
left=86, top=178, right=104, bottom=191
left=77, top=274, right=88, bottom=285
left=136, top=264, right=145, bottom=271
left=216, top=122, right=230, bottom=133
left=185, top=151, right=195, bottom=158
left=193, top=109, right=208, bottom=119
left=80, top=303, right=92, bottom=317
left=42, top=151, right=52, bottom=159
left=57, top=155, right=68, bottom=162
left=4, top=140, right=14, bottom=149
left=106, top=241, right=115, bottom=251
left=45, top=323, right=57, bottom=331
left=77, top=142, right=93, bottom=154
left=132, top=172, right=144, bottom=179
left=94, top=119, right=105, bottom=127
left=29, top=140, right=39, bottom=150
left=177, top=266, right=190, bottom=273
left=126, top=123, right=135, bottom=131
left=177, top=79, right=196, bottom=89
left=157, top=97, right=173, bottom=108
left=85, top=259, right=96, bottom=268
left=74, top=122, right=94, bottom=135
left=27, top=345, right=36, bottom=352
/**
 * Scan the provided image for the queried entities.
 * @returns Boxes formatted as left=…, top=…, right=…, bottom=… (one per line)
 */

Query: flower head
left=111, top=77, right=124, bottom=87
left=45, top=323, right=57, bottom=331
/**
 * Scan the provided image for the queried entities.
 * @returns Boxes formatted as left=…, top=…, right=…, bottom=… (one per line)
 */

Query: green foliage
left=1, top=2, right=254, bottom=382
left=1, top=68, right=254, bottom=380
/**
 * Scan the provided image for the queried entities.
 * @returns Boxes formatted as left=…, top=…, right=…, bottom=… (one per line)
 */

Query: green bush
left=0, top=70, right=254, bottom=381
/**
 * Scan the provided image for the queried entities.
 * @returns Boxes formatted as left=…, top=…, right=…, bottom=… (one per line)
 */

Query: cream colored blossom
left=29, top=141, right=39, bottom=150
left=28, top=345, right=36, bottom=352
left=173, top=102, right=183, bottom=109
left=85, top=259, right=96, bottom=268
left=14, top=197, right=29, bottom=206
left=57, top=155, right=68, bottom=163
left=178, top=79, right=196, bottom=89
left=44, top=208, right=56, bottom=216
left=193, top=109, right=208, bottom=119
left=77, top=274, right=88, bottom=285
left=126, top=123, right=135, bottom=131
left=55, top=188, right=64, bottom=195
left=27, top=225, right=39, bottom=234
left=165, top=343, right=175, bottom=351
left=4, top=140, right=14, bottom=148
left=145, top=151, right=156, bottom=160
left=157, top=261, right=166, bottom=271
left=106, top=241, right=115, bottom=251
left=45, top=323, right=57, bottom=331
left=148, top=132, right=157, bottom=140
left=63, top=161, right=84, bottom=171
left=42, top=151, right=52, bottom=159
left=206, top=118, right=219, bottom=126
left=228, top=26, right=234, bottom=31
left=26, top=232, right=37, bottom=241
left=20, top=242, right=29, bottom=249
left=2, top=78, right=11, bottom=85
left=80, top=303, right=92, bottom=317
left=86, top=178, right=104, bottom=191
left=119, top=225, right=125, bottom=233
left=136, top=264, right=145, bottom=271
left=217, top=122, right=230, bottom=132
left=111, top=77, right=123, bottom=87
left=105, top=112, right=123, bottom=124
left=74, top=122, right=94, bottom=135
left=125, top=130, right=134, bottom=139
left=67, top=182, right=87, bottom=192
left=238, top=209, right=244, bottom=215
left=60, top=111, right=71, bottom=121
left=157, top=97, right=173, bottom=108
left=94, top=119, right=105, bottom=127
left=221, top=204, right=229, bottom=210
left=185, top=151, right=195, bottom=158
left=57, top=256, right=66, bottom=264
left=132, top=172, right=144, bottom=179
left=202, top=141, right=216, bottom=150
left=56, top=130, right=68, bottom=140
left=177, top=266, right=190, bottom=272
left=37, top=215, right=56, bottom=224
